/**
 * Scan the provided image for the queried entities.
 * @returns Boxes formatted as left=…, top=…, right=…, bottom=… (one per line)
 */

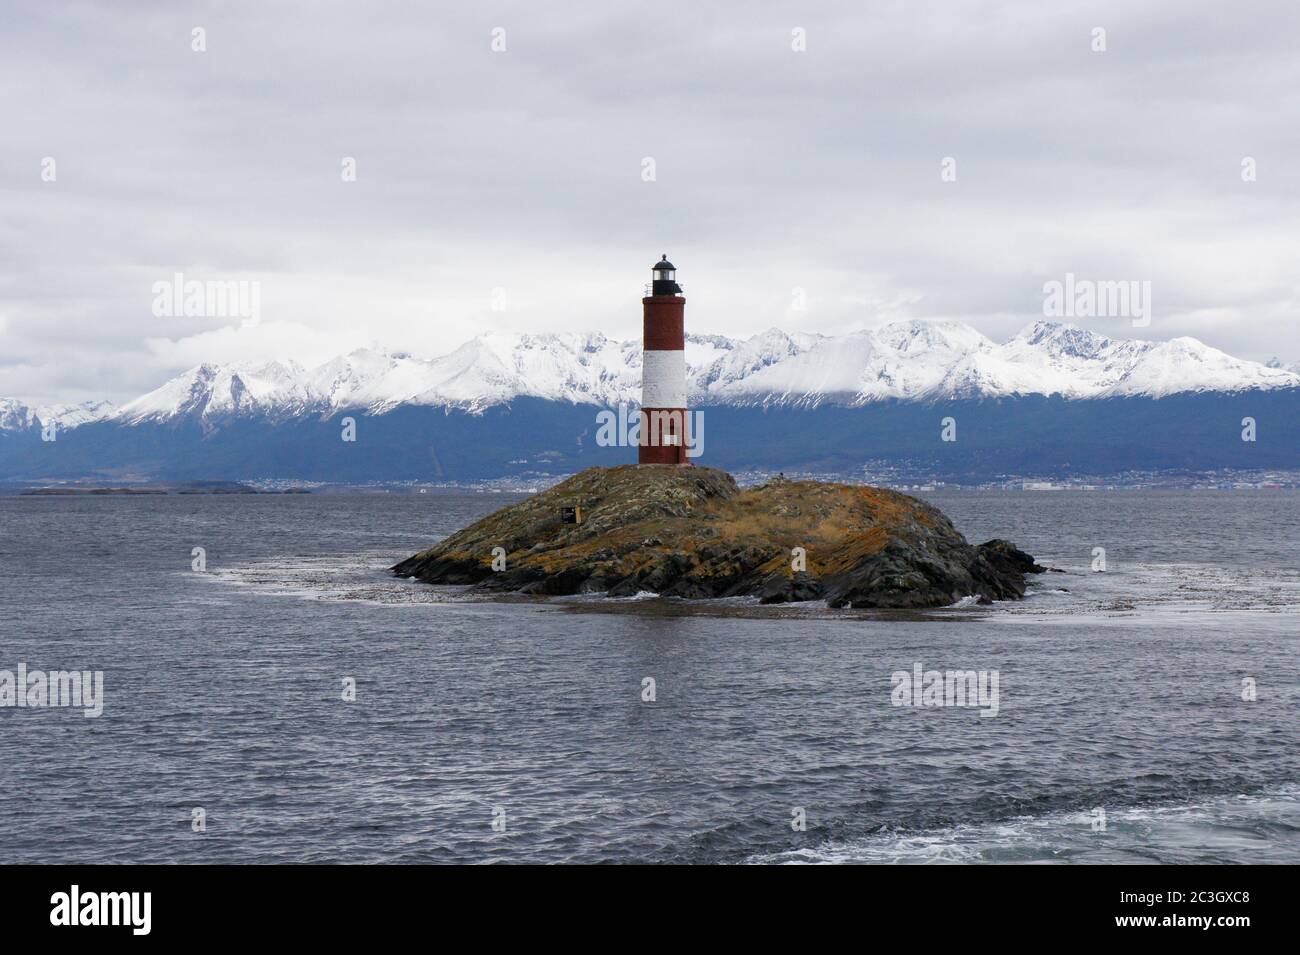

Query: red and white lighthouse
left=639, top=255, right=689, bottom=465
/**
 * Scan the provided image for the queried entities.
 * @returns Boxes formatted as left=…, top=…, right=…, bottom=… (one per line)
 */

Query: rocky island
left=392, top=465, right=1045, bottom=609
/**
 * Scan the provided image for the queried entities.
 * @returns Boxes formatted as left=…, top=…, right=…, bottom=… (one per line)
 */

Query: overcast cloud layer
left=2, top=0, right=1298, bottom=405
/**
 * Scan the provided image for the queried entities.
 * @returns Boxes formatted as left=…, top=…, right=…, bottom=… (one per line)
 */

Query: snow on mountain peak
left=874, top=319, right=994, bottom=354
left=1012, top=321, right=1114, bottom=359
left=116, top=358, right=312, bottom=423
left=0, top=398, right=117, bottom=432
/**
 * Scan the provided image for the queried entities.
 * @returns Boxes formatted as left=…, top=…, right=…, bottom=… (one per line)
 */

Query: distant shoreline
left=13, top=484, right=313, bottom=496
left=3, top=476, right=1297, bottom=496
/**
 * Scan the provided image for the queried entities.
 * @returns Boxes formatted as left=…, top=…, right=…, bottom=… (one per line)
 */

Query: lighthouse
left=639, top=255, right=689, bottom=464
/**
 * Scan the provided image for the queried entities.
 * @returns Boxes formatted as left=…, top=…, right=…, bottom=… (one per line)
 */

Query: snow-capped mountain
left=111, top=320, right=1300, bottom=425
left=3, top=321, right=1297, bottom=484
left=114, top=361, right=312, bottom=424
left=0, top=398, right=116, bottom=432
left=4, top=321, right=1298, bottom=434
left=690, top=321, right=1299, bottom=405
left=112, top=334, right=643, bottom=425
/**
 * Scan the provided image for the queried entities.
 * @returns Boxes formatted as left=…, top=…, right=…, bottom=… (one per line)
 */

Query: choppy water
left=0, top=490, right=1295, bottom=864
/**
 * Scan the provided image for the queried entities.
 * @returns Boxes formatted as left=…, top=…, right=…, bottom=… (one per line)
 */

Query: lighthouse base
left=638, top=408, right=690, bottom=465
left=638, top=447, right=689, bottom=465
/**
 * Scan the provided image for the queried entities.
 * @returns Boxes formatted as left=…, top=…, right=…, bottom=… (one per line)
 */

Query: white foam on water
left=998, top=559, right=1300, bottom=627
left=748, top=786, right=1300, bottom=865
left=199, top=552, right=479, bottom=606
left=197, top=549, right=1300, bottom=628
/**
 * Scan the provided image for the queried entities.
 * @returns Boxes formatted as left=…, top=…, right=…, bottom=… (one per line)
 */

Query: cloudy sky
left=3, top=0, right=1298, bottom=405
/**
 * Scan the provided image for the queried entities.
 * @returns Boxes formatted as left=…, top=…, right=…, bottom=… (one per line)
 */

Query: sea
left=1, top=489, right=1296, bottom=864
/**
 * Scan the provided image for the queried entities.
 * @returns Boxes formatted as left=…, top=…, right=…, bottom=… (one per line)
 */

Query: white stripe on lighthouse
left=641, top=350, right=687, bottom=408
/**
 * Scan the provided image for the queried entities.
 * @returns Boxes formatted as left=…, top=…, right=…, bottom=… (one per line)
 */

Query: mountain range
left=2, top=321, right=1297, bottom=483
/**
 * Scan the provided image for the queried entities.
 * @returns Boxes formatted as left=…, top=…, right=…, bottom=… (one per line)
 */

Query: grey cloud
left=1, top=0, right=1297, bottom=404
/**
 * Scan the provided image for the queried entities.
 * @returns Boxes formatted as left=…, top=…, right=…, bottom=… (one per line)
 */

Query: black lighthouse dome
left=651, top=254, right=682, bottom=296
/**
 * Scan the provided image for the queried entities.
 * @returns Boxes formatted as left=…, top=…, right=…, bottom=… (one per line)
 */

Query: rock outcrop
left=392, top=465, right=1044, bottom=608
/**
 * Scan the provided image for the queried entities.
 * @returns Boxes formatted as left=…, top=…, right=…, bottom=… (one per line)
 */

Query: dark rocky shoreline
left=392, top=465, right=1045, bottom=609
